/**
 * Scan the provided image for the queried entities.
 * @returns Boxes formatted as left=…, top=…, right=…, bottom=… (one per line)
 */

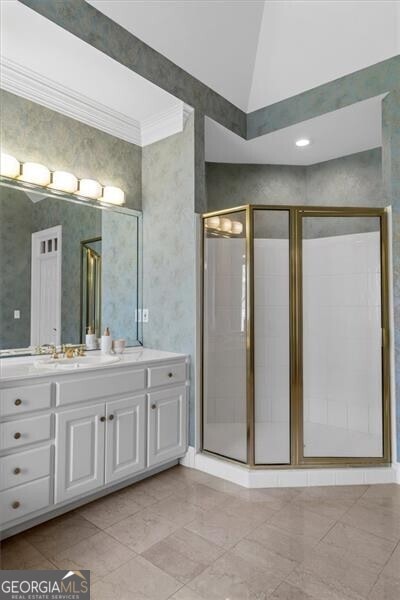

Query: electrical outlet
left=14, top=310, right=20, bottom=319
left=142, top=309, right=149, bottom=323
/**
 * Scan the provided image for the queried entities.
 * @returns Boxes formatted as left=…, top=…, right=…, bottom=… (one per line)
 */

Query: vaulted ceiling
left=89, top=0, right=400, bottom=111
left=1, top=1, right=399, bottom=164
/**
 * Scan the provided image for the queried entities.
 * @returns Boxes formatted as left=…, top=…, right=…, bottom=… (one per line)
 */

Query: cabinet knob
left=151, top=404, right=157, bottom=410
left=100, top=416, right=106, bottom=422
left=14, top=399, right=22, bottom=406
left=12, top=501, right=20, bottom=509
left=13, top=467, right=21, bottom=475
left=168, top=372, right=173, bottom=378
left=14, top=432, right=21, bottom=440
left=109, top=414, right=114, bottom=421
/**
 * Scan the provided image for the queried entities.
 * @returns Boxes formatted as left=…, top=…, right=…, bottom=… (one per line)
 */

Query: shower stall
left=202, top=205, right=391, bottom=468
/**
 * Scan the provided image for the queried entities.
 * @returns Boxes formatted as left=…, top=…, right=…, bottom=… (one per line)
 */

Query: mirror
left=0, top=184, right=141, bottom=356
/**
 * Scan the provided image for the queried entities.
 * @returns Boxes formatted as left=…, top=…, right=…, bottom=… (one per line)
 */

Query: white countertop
left=0, top=348, right=187, bottom=383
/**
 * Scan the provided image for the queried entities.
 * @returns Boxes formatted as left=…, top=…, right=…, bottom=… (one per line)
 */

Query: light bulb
left=206, top=216, right=220, bottom=229
left=19, top=162, right=51, bottom=186
left=220, top=217, right=232, bottom=233
left=295, top=138, right=310, bottom=147
left=77, top=178, right=102, bottom=199
left=0, top=153, right=20, bottom=178
left=49, top=171, right=78, bottom=193
left=100, top=185, right=125, bottom=205
left=231, top=221, right=243, bottom=235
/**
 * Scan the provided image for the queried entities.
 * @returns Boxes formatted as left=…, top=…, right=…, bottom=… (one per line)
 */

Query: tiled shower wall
left=303, top=231, right=382, bottom=457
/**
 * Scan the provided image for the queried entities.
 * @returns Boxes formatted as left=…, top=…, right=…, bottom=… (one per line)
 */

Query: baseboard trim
left=180, top=447, right=398, bottom=488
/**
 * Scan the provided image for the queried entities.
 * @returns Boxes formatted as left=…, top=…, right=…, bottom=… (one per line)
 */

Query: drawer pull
left=100, top=416, right=106, bottom=422
left=151, top=404, right=157, bottom=410
left=109, top=414, right=114, bottom=421
left=13, top=467, right=21, bottom=475
left=12, top=501, right=20, bottom=509
left=168, top=372, right=174, bottom=378
left=14, top=399, right=22, bottom=406
left=14, top=432, right=21, bottom=440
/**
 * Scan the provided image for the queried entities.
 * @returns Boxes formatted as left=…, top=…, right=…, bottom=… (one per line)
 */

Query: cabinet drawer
left=56, top=369, right=146, bottom=406
left=0, top=477, right=51, bottom=527
left=147, top=362, right=186, bottom=388
left=0, top=383, right=52, bottom=417
left=0, top=445, right=51, bottom=491
left=0, top=414, right=52, bottom=451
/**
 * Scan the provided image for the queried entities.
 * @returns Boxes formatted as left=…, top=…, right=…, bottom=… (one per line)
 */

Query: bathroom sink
left=34, top=355, right=121, bottom=370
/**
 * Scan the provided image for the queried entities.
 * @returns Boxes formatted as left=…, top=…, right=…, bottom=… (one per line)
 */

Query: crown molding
left=0, top=56, right=189, bottom=147
left=141, top=103, right=193, bottom=146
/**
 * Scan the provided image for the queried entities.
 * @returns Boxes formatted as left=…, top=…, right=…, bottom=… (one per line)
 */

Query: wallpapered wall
left=206, top=148, right=384, bottom=210
left=102, top=211, right=139, bottom=345
left=0, top=188, right=32, bottom=349
left=142, top=114, right=197, bottom=445
left=1, top=90, right=142, bottom=211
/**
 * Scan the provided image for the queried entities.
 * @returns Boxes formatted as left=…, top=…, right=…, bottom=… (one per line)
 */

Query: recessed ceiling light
left=295, top=138, right=311, bottom=148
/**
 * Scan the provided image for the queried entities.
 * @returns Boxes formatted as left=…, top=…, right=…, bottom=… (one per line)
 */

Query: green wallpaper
left=142, top=114, right=196, bottom=444
left=206, top=148, right=384, bottom=211
left=1, top=90, right=142, bottom=211
left=0, top=187, right=32, bottom=349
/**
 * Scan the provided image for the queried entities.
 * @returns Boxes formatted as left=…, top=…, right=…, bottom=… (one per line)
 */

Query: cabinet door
left=55, top=403, right=105, bottom=504
left=105, top=395, right=146, bottom=484
left=148, top=385, right=187, bottom=467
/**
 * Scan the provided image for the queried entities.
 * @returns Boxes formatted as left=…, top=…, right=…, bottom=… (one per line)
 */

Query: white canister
left=101, top=327, right=112, bottom=354
left=85, top=326, right=97, bottom=350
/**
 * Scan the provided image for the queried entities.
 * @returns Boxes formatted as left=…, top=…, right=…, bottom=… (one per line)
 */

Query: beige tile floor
left=1, top=465, right=400, bottom=599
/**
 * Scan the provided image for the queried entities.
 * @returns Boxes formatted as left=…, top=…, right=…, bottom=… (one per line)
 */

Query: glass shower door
left=202, top=210, right=247, bottom=462
left=301, top=214, right=386, bottom=459
left=253, top=209, right=291, bottom=464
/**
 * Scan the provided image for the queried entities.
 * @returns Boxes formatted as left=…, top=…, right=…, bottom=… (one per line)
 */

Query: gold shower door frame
left=201, top=205, right=391, bottom=468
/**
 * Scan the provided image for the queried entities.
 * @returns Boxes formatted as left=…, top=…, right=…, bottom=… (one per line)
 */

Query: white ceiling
left=90, top=0, right=400, bottom=112
left=205, top=96, right=383, bottom=165
left=1, top=1, right=397, bottom=164
left=0, top=1, right=188, bottom=147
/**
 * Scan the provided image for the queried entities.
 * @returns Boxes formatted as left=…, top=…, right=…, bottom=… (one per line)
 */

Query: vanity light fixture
left=231, top=220, right=243, bottom=235
left=100, top=185, right=125, bottom=206
left=77, top=178, right=102, bottom=199
left=206, top=216, right=221, bottom=229
left=0, top=153, right=20, bottom=178
left=0, top=151, right=126, bottom=206
left=205, top=215, right=243, bottom=236
left=220, top=217, right=233, bottom=233
left=295, top=138, right=311, bottom=148
left=49, top=171, right=78, bottom=194
left=19, top=162, right=51, bottom=186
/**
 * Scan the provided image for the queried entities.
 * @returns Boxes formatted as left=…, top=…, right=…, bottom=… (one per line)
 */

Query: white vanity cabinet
left=55, top=402, right=106, bottom=503
left=0, top=350, right=189, bottom=538
left=148, top=386, right=187, bottom=467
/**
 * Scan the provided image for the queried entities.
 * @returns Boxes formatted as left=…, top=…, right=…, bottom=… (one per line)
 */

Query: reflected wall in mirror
left=0, top=185, right=140, bottom=354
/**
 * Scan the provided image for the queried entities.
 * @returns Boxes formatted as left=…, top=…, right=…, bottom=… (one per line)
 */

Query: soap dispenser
left=86, top=326, right=97, bottom=350
left=101, top=327, right=112, bottom=354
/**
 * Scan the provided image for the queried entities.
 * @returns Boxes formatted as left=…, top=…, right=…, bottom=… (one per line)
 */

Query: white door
left=105, top=395, right=146, bottom=484
left=55, top=403, right=105, bottom=503
left=31, top=226, right=62, bottom=347
left=147, top=385, right=187, bottom=467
